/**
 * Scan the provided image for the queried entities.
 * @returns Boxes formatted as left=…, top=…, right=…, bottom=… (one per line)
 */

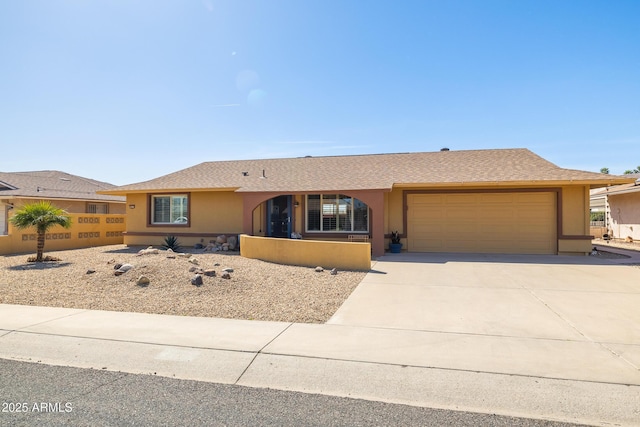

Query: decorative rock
left=227, top=235, right=238, bottom=250
left=177, top=252, right=191, bottom=258
left=114, top=263, right=123, bottom=270
left=216, top=235, right=227, bottom=244
left=137, top=247, right=159, bottom=256
left=86, top=269, right=96, bottom=274
left=166, top=254, right=176, bottom=259
left=191, top=274, right=203, bottom=286
left=188, top=257, right=199, bottom=265
left=222, top=267, right=234, bottom=273
left=203, top=269, right=216, bottom=277
left=136, top=275, right=150, bottom=286
left=115, top=263, right=134, bottom=276
left=221, top=272, right=231, bottom=279
left=203, top=243, right=217, bottom=252
left=330, top=268, right=338, bottom=275
left=214, top=263, right=220, bottom=267
left=194, top=243, right=203, bottom=249
left=222, top=243, right=229, bottom=251
left=315, top=266, right=324, bottom=272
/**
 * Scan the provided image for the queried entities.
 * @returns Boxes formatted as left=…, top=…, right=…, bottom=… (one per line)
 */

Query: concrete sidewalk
left=1, top=303, right=639, bottom=426
left=1, top=250, right=639, bottom=426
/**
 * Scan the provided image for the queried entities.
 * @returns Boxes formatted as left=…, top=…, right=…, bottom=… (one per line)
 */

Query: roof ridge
left=197, top=147, right=532, bottom=164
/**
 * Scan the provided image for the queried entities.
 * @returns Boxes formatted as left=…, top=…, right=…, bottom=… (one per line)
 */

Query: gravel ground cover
left=0, top=245, right=367, bottom=323
left=591, top=238, right=640, bottom=268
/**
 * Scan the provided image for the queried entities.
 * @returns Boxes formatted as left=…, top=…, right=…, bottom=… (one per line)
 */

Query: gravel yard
left=0, top=245, right=367, bottom=323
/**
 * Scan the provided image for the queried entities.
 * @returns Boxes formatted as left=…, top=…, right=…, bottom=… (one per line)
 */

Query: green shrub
left=162, top=235, right=181, bottom=252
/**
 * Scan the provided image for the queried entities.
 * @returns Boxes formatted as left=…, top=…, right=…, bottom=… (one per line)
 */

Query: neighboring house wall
left=608, top=192, right=640, bottom=241
left=0, top=212, right=126, bottom=255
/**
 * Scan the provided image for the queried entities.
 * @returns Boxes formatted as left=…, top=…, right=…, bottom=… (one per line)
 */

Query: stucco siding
left=562, top=185, right=589, bottom=236
left=123, top=191, right=244, bottom=247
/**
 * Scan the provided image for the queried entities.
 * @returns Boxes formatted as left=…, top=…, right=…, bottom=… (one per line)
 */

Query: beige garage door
left=407, top=192, right=556, bottom=254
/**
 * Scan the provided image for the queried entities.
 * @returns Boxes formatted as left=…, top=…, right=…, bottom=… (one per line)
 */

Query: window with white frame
left=151, top=194, right=189, bottom=225
left=306, top=194, right=368, bottom=232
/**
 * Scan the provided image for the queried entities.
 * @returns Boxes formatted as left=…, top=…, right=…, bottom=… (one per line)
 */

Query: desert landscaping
left=0, top=244, right=367, bottom=323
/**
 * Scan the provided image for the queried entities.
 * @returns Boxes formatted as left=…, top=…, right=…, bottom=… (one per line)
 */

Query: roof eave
left=606, top=186, right=640, bottom=196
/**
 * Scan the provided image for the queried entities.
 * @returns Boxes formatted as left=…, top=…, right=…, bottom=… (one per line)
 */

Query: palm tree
left=9, top=201, right=72, bottom=262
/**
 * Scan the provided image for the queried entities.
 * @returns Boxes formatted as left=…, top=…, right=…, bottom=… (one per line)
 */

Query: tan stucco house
left=590, top=174, right=640, bottom=241
left=0, top=171, right=126, bottom=255
left=101, top=148, right=633, bottom=257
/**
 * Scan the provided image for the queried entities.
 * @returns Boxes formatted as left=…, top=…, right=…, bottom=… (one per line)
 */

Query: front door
left=267, top=196, right=292, bottom=238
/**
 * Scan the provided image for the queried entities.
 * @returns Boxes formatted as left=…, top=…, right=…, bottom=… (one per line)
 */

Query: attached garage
left=407, top=191, right=557, bottom=254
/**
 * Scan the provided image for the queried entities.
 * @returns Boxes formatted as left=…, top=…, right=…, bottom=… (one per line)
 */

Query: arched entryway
left=241, top=190, right=386, bottom=257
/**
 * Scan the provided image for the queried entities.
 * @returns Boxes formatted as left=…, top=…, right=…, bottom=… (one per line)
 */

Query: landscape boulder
left=137, top=246, right=159, bottom=256
left=115, top=264, right=134, bottom=276
left=191, top=274, right=203, bottom=286
left=227, top=235, right=238, bottom=250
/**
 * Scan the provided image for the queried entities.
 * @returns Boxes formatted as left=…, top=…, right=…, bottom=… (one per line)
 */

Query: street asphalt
left=1, top=247, right=639, bottom=426
left=0, top=358, right=584, bottom=427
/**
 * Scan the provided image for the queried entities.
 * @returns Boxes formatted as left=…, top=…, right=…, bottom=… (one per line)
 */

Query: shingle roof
left=0, top=171, right=125, bottom=202
left=102, top=148, right=634, bottom=194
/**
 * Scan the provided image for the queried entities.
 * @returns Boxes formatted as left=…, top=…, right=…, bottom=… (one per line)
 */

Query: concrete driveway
left=328, top=252, right=640, bottom=385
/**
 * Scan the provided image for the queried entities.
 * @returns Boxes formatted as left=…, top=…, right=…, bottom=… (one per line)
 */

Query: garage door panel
left=407, top=192, right=556, bottom=254
left=444, top=194, right=478, bottom=204
left=444, top=210, right=476, bottom=221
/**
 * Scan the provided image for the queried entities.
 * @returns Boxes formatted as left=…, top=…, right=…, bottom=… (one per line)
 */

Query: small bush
left=162, top=235, right=181, bottom=252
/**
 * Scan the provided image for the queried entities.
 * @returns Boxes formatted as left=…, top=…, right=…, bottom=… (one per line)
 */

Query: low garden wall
left=240, top=235, right=371, bottom=271
left=0, top=213, right=126, bottom=255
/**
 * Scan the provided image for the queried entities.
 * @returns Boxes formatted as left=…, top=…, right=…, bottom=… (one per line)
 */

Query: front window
left=151, top=194, right=189, bottom=225
left=306, top=194, right=368, bottom=232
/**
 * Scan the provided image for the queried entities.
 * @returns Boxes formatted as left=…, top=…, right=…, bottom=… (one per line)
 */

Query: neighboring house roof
left=101, top=148, right=635, bottom=195
left=0, top=171, right=125, bottom=202
left=590, top=173, right=640, bottom=197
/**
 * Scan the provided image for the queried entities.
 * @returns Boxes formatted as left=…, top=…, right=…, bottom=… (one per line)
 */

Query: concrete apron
left=1, top=252, right=639, bottom=426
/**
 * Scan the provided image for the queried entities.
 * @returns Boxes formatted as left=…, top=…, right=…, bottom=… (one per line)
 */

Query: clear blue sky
left=1, top=1, right=638, bottom=185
